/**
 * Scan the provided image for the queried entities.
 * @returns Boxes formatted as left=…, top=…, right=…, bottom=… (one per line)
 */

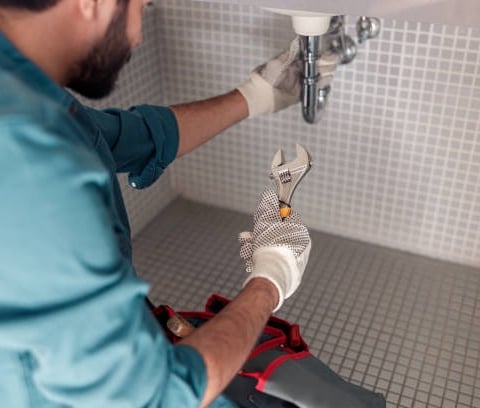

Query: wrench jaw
left=271, top=149, right=286, bottom=169
left=294, top=143, right=311, bottom=168
left=270, top=144, right=312, bottom=209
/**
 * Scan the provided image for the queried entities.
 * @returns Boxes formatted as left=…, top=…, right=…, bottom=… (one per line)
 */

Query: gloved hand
left=236, top=37, right=339, bottom=117
left=239, top=189, right=311, bottom=311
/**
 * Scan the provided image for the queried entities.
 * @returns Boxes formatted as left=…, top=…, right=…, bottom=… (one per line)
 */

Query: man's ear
left=77, top=0, right=98, bottom=21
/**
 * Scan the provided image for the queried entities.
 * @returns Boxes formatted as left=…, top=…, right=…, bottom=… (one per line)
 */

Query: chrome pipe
left=300, top=35, right=323, bottom=124
left=297, top=16, right=380, bottom=124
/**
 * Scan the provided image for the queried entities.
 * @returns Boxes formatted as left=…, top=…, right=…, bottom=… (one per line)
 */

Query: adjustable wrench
left=270, top=144, right=312, bottom=219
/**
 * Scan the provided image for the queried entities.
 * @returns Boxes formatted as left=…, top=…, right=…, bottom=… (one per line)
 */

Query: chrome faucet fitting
left=327, top=16, right=357, bottom=65
left=356, top=16, right=381, bottom=44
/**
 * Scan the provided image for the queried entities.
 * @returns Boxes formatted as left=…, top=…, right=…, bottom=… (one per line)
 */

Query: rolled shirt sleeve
left=0, top=114, right=205, bottom=407
left=82, top=104, right=179, bottom=189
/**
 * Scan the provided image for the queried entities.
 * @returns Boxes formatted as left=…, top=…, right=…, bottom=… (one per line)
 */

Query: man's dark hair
left=0, top=0, right=61, bottom=11
left=0, top=0, right=128, bottom=11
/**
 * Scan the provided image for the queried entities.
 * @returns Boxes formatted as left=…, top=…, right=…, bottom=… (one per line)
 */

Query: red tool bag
left=153, top=294, right=386, bottom=408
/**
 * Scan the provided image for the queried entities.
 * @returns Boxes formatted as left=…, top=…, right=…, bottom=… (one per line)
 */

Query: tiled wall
left=153, top=0, right=480, bottom=267
left=83, top=1, right=480, bottom=267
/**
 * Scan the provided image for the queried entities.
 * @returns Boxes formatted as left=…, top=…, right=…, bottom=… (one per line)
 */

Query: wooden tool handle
left=166, top=313, right=195, bottom=338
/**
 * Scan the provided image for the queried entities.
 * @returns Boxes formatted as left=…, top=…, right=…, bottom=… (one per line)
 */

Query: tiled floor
left=133, top=198, right=480, bottom=408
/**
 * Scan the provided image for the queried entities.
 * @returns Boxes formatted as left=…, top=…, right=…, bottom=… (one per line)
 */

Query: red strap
left=153, top=295, right=309, bottom=353
left=256, top=351, right=311, bottom=391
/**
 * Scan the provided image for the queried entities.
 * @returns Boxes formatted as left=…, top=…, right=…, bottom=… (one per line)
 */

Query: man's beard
left=67, top=4, right=132, bottom=99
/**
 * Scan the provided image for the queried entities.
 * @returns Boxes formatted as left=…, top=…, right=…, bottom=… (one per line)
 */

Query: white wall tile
left=77, top=1, right=480, bottom=265
left=154, top=0, right=480, bottom=267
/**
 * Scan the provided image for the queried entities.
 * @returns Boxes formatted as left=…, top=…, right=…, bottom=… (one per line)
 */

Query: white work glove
left=236, top=37, right=339, bottom=117
left=239, top=189, right=312, bottom=312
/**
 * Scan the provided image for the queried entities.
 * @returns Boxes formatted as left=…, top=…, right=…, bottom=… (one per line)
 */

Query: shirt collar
left=0, top=30, right=75, bottom=110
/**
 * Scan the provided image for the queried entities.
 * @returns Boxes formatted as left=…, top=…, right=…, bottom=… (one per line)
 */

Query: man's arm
left=170, top=89, right=248, bottom=157
left=180, top=278, right=279, bottom=407
left=82, top=39, right=337, bottom=189
left=170, top=39, right=338, bottom=158
left=181, top=189, right=311, bottom=406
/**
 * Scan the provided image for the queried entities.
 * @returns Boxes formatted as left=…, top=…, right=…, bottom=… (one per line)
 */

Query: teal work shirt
left=0, top=31, right=234, bottom=408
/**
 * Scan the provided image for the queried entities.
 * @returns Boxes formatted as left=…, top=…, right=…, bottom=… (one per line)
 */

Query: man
left=0, top=0, right=336, bottom=406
